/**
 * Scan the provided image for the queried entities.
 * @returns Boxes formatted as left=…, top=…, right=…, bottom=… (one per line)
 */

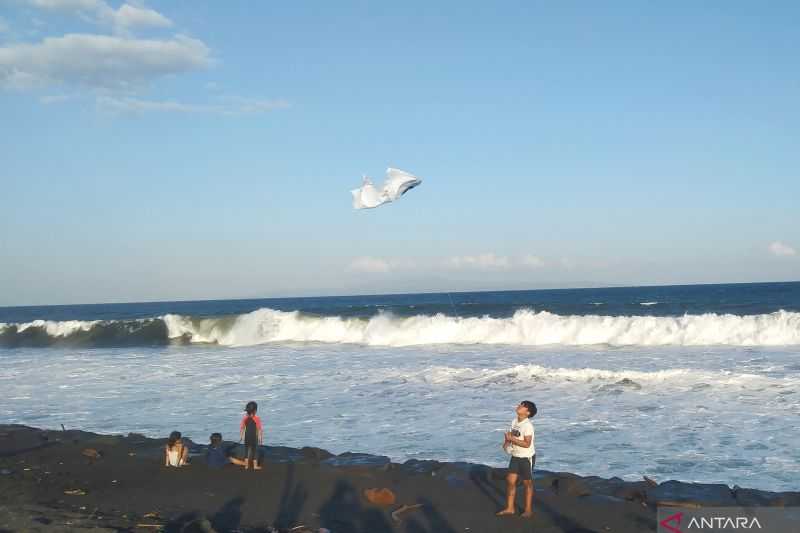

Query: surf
left=2, top=308, right=800, bottom=347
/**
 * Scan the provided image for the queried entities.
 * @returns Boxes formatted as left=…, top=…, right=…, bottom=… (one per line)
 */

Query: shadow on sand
left=164, top=469, right=457, bottom=533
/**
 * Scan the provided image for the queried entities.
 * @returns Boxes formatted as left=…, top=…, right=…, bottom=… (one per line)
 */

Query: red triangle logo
left=660, top=511, right=682, bottom=533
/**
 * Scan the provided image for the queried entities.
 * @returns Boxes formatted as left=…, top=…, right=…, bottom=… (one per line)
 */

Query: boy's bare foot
left=521, top=510, right=534, bottom=518
left=254, top=465, right=263, bottom=470
left=496, top=509, right=515, bottom=516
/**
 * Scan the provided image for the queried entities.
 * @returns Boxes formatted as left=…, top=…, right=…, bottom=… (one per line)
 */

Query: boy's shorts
left=508, top=455, right=535, bottom=480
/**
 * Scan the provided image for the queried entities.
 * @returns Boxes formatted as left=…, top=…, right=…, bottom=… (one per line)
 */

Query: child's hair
left=210, top=432, right=222, bottom=445
left=521, top=400, right=537, bottom=418
left=167, top=431, right=182, bottom=448
left=245, top=401, right=258, bottom=415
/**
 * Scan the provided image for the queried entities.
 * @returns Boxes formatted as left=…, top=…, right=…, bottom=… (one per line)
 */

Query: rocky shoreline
left=0, top=425, right=797, bottom=532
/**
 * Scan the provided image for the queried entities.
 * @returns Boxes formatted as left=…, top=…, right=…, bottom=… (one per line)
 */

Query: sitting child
left=164, top=431, right=189, bottom=467
left=206, top=432, right=247, bottom=468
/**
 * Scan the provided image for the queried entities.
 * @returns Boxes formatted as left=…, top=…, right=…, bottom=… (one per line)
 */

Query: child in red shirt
left=239, top=401, right=263, bottom=470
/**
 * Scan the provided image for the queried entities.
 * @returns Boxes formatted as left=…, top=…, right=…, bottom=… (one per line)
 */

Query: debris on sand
left=363, top=487, right=396, bottom=505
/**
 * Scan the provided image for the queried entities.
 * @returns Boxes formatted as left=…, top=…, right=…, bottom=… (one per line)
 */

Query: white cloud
left=0, top=33, right=211, bottom=90
left=97, top=95, right=289, bottom=115
left=521, top=254, right=545, bottom=268
left=24, top=1, right=172, bottom=33
left=39, top=93, right=72, bottom=103
left=447, top=253, right=511, bottom=270
left=348, top=256, right=419, bottom=273
left=768, top=241, right=797, bottom=257
left=112, top=3, right=171, bottom=31
left=350, top=256, right=392, bottom=273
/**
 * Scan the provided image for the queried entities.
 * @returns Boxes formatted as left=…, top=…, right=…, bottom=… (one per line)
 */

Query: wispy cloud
left=349, top=256, right=393, bottom=273
left=39, top=93, right=73, bottom=103
left=97, top=95, right=289, bottom=116
left=24, top=0, right=172, bottom=34
left=768, top=241, right=796, bottom=257
left=2, top=3, right=286, bottom=117
left=0, top=33, right=211, bottom=90
left=446, top=253, right=511, bottom=270
left=521, top=254, right=545, bottom=268
left=351, top=253, right=550, bottom=274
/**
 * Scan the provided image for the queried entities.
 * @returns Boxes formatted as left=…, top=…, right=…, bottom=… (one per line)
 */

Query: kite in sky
left=351, top=167, right=422, bottom=209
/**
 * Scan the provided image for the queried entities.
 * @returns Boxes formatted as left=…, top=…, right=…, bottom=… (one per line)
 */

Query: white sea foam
left=9, top=319, right=100, bottom=337
left=391, top=363, right=796, bottom=390
left=163, top=308, right=800, bottom=347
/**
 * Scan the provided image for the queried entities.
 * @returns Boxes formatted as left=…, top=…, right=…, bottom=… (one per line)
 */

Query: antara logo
left=687, top=516, right=762, bottom=529
left=659, top=510, right=764, bottom=532
left=660, top=511, right=683, bottom=533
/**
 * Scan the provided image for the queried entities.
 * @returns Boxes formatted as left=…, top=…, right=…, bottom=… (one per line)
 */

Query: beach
left=1, top=425, right=798, bottom=533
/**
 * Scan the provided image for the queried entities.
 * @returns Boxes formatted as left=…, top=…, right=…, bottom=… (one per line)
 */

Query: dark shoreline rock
left=1, top=424, right=797, bottom=533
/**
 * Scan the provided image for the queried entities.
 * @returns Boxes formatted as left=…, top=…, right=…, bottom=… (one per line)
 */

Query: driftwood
left=391, top=503, right=423, bottom=522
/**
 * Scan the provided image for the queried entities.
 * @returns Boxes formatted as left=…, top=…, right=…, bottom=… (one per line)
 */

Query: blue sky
left=1, top=1, right=798, bottom=305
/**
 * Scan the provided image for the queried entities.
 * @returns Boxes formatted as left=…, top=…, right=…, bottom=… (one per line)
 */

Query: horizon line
left=1, top=279, right=798, bottom=310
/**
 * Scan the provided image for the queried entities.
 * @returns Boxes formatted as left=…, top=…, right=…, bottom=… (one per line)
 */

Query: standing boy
left=239, top=401, right=263, bottom=470
left=497, top=400, right=537, bottom=518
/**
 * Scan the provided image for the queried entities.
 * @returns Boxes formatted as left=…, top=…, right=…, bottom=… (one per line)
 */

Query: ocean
left=1, top=282, right=799, bottom=491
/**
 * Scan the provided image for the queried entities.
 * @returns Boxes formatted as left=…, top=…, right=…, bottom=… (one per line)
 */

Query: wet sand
left=0, top=425, right=796, bottom=532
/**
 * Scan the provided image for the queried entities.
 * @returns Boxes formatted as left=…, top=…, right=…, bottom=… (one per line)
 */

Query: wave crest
left=2, top=308, right=799, bottom=347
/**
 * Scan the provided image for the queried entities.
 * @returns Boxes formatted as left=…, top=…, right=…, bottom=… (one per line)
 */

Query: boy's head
left=517, top=400, right=537, bottom=419
left=245, top=401, right=258, bottom=415
left=209, top=433, right=222, bottom=447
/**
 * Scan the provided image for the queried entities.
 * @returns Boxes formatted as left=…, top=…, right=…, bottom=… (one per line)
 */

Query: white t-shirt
left=506, top=417, right=535, bottom=458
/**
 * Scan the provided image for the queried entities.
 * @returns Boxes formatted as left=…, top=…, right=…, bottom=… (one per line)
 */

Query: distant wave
left=390, top=363, right=797, bottom=391
left=639, top=301, right=659, bottom=306
left=2, top=308, right=800, bottom=347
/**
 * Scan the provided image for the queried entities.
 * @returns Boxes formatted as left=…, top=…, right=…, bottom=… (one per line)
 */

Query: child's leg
left=522, top=480, right=534, bottom=517
left=496, top=472, right=518, bottom=515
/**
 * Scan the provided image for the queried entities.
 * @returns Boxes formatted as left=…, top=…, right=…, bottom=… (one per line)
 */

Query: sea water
left=1, top=282, right=798, bottom=491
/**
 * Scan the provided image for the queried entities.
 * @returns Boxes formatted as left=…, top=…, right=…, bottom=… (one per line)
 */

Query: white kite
left=351, top=167, right=422, bottom=209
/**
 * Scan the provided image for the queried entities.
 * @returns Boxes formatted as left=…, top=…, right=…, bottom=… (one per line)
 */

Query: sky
left=1, top=1, right=798, bottom=306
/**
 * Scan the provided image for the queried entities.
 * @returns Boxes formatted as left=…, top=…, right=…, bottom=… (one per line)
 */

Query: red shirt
left=240, top=414, right=263, bottom=433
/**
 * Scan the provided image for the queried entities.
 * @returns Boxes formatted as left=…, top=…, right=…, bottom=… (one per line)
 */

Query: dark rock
left=778, top=491, right=800, bottom=506
left=613, top=481, right=649, bottom=501
left=646, top=480, right=735, bottom=507
left=439, top=462, right=491, bottom=483
left=582, top=494, right=628, bottom=506
left=401, top=459, right=443, bottom=475
left=180, top=517, right=217, bottom=533
left=552, top=474, right=592, bottom=497
left=734, top=487, right=785, bottom=507
left=300, top=446, right=334, bottom=462
left=322, top=452, right=390, bottom=468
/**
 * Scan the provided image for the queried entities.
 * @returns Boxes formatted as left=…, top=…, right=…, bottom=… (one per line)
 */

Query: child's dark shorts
left=508, top=455, right=535, bottom=480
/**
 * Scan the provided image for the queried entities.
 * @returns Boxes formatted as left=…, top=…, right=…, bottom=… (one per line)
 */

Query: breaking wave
left=2, top=308, right=800, bottom=347
left=380, top=363, right=798, bottom=391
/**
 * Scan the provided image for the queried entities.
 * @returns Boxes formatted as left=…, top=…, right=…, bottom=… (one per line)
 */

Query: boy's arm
left=506, top=434, right=532, bottom=448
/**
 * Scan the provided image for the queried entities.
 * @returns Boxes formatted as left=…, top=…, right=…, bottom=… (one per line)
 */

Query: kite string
left=446, top=292, right=457, bottom=315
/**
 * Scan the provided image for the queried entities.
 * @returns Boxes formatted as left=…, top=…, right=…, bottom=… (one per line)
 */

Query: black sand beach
left=0, top=425, right=797, bottom=533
